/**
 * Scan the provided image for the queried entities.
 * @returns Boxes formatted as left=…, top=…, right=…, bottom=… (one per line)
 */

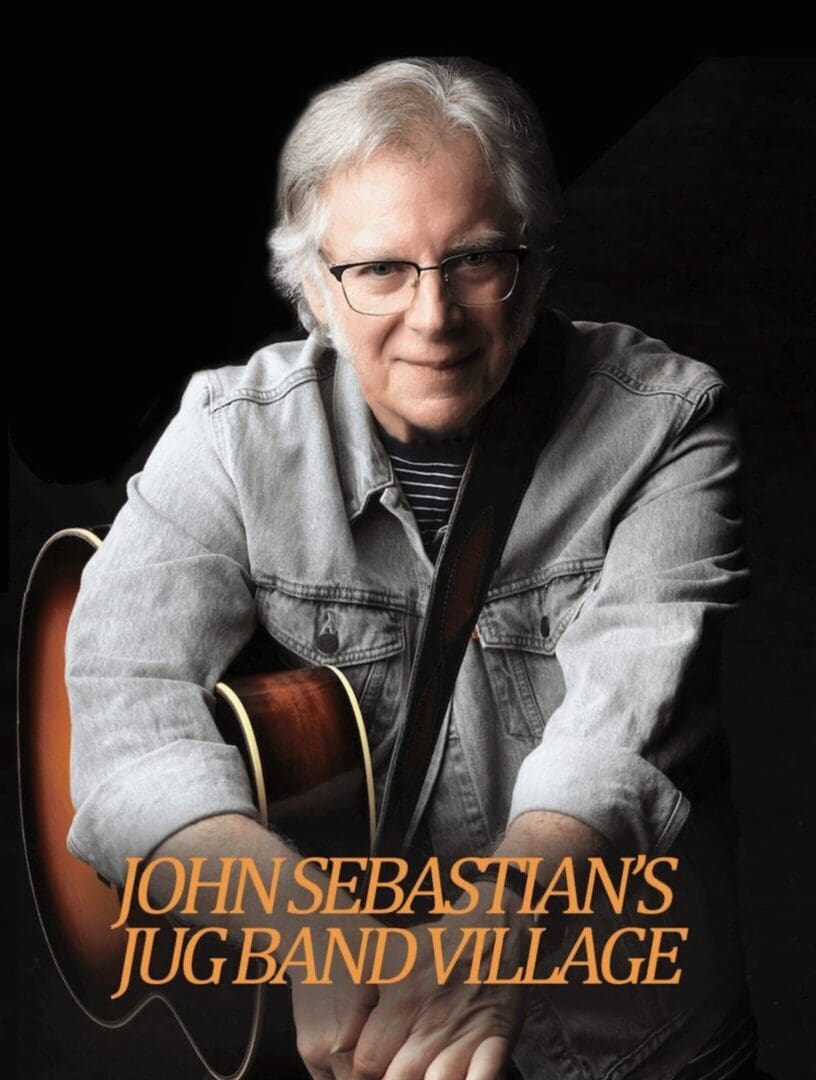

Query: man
left=65, top=57, right=758, bottom=1078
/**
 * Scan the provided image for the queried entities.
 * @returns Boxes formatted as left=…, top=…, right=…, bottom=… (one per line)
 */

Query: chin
left=403, top=404, right=481, bottom=442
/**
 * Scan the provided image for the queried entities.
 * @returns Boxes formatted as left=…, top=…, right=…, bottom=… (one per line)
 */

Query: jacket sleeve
left=507, top=379, right=750, bottom=855
left=65, top=370, right=260, bottom=886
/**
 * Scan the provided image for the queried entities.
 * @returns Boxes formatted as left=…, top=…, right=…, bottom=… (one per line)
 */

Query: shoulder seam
left=198, top=369, right=231, bottom=473
left=669, top=380, right=727, bottom=442
left=209, top=360, right=336, bottom=414
left=590, top=362, right=725, bottom=405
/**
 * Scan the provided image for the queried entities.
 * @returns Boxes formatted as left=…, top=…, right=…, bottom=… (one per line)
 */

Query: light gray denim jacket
left=65, top=309, right=753, bottom=1079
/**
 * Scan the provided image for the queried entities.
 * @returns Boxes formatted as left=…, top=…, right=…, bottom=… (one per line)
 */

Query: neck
left=371, top=409, right=482, bottom=447
left=378, top=426, right=475, bottom=451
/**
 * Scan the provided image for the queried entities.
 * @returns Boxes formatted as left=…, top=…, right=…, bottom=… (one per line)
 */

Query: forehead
left=319, top=131, right=519, bottom=261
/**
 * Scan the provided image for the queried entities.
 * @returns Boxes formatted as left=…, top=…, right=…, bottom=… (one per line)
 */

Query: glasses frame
left=325, top=245, right=528, bottom=316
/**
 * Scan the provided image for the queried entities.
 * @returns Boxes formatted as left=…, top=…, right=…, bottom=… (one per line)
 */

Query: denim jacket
left=65, top=309, right=753, bottom=1078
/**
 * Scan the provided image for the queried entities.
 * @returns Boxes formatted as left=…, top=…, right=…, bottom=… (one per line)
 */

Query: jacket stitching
left=591, top=361, right=724, bottom=403
left=202, top=372, right=229, bottom=466
left=255, top=575, right=421, bottom=615
left=486, top=562, right=604, bottom=601
left=653, top=789, right=690, bottom=855
left=667, top=382, right=723, bottom=443
left=264, top=620, right=405, bottom=664
left=482, top=633, right=554, bottom=653
left=511, top=651, right=548, bottom=735
left=209, top=362, right=336, bottom=412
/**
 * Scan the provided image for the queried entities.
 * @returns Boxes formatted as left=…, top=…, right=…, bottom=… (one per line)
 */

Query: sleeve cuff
left=67, top=740, right=260, bottom=886
left=507, top=733, right=690, bottom=855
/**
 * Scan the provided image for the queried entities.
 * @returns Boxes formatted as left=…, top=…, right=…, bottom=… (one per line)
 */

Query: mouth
left=401, top=349, right=478, bottom=371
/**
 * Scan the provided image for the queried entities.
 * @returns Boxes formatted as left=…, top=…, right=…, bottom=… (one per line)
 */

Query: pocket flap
left=258, top=586, right=406, bottom=666
left=478, top=569, right=600, bottom=655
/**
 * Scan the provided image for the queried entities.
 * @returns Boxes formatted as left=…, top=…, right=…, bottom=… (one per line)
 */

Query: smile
left=401, top=350, right=478, bottom=371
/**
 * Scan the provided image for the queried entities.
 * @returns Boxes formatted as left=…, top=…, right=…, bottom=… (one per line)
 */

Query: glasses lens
left=446, top=251, right=519, bottom=305
left=338, top=252, right=521, bottom=314
left=342, top=262, right=416, bottom=315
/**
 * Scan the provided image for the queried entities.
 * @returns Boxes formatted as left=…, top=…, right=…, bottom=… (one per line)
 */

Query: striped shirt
left=377, top=426, right=472, bottom=559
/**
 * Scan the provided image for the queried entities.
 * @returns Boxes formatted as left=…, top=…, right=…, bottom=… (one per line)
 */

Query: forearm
left=495, top=809, right=608, bottom=868
left=489, top=809, right=610, bottom=915
left=146, top=813, right=332, bottom=953
left=137, top=809, right=608, bottom=970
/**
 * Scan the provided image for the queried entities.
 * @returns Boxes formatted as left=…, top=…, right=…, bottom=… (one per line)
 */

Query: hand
left=289, top=912, right=380, bottom=1080
left=336, top=888, right=532, bottom=1080
left=292, top=971, right=378, bottom=1080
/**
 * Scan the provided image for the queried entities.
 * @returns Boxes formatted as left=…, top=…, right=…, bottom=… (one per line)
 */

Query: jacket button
left=540, top=615, right=550, bottom=638
left=317, top=630, right=339, bottom=654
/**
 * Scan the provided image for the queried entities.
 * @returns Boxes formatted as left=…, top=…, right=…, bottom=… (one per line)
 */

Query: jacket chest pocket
left=255, top=585, right=407, bottom=732
left=475, top=568, right=601, bottom=738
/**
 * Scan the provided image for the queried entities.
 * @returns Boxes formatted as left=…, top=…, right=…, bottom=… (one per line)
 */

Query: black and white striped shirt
left=377, top=426, right=472, bottom=559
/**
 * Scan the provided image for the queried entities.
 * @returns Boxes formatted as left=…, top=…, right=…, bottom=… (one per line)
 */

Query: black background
left=9, top=48, right=814, bottom=1078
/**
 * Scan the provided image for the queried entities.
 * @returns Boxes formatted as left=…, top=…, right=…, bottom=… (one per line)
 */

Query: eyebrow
left=343, top=229, right=514, bottom=263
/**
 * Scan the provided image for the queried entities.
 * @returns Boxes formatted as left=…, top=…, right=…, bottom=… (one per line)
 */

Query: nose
left=403, top=267, right=465, bottom=336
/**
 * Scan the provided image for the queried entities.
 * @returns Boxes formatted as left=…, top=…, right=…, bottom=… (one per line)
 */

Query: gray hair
left=267, top=56, right=564, bottom=334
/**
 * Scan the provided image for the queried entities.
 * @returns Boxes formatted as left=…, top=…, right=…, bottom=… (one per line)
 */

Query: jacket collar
left=329, top=344, right=396, bottom=522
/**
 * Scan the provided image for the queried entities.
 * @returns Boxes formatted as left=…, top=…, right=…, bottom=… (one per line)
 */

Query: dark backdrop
left=8, top=52, right=813, bottom=1078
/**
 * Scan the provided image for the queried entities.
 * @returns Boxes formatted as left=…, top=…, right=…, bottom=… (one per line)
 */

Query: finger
left=413, top=1033, right=513, bottom=1080
left=382, top=1028, right=505, bottom=1080
left=421, top=1034, right=476, bottom=1080
left=298, top=1038, right=337, bottom=1080
left=349, top=996, right=417, bottom=1079
left=465, top=1035, right=512, bottom=1080
left=332, top=982, right=378, bottom=1053
left=300, top=1056, right=335, bottom=1080
left=329, top=1047, right=355, bottom=1080
left=293, top=986, right=344, bottom=1079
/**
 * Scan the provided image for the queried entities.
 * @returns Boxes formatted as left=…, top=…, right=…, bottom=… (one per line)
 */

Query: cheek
left=330, top=309, right=384, bottom=366
left=483, top=316, right=514, bottom=365
left=350, top=333, right=395, bottom=396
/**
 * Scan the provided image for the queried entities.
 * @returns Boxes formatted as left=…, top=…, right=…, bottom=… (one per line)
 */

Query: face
left=305, top=132, right=533, bottom=443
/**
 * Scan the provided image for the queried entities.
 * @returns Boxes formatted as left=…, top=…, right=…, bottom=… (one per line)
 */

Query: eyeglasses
left=325, top=246, right=528, bottom=316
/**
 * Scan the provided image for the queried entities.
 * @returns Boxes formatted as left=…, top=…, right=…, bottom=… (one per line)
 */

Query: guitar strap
left=372, top=307, right=566, bottom=858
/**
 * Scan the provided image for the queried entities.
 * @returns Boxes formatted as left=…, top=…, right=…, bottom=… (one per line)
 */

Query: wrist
left=450, top=875, right=538, bottom=938
left=458, top=862, right=543, bottom=923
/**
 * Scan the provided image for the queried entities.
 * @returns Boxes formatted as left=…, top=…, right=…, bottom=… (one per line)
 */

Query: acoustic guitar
left=18, top=525, right=377, bottom=1079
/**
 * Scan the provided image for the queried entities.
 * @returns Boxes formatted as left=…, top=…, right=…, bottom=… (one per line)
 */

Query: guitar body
left=18, top=526, right=376, bottom=1079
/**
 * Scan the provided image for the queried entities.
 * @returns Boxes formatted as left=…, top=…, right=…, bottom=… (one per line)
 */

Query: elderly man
left=65, top=57, right=758, bottom=1078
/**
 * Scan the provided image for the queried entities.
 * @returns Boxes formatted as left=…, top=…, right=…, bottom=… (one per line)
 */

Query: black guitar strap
left=372, top=307, right=566, bottom=858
